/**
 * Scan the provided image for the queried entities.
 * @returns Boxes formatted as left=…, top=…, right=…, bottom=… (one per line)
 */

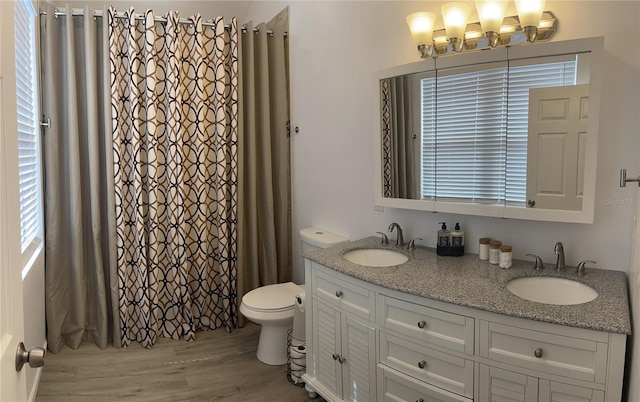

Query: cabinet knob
left=338, top=356, right=347, bottom=364
left=417, top=320, right=426, bottom=329
left=416, top=399, right=425, bottom=402
left=335, top=290, right=343, bottom=298
left=332, top=353, right=339, bottom=361
left=418, top=360, right=427, bottom=369
left=534, top=348, right=543, bottom=358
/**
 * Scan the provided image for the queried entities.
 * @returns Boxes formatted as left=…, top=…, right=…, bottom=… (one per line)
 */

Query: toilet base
left=256, top=322, right=292, bottom=365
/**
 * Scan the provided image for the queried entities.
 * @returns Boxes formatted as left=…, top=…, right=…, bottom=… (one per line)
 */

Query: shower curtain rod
left=40, top=9, right=286, bottom=37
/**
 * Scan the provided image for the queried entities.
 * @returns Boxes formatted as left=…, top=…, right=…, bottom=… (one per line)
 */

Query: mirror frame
left=374, top=36, right=604, bottom=224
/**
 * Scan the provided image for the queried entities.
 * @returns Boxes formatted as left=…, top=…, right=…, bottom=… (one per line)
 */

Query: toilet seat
left=241, top=282, right=301, bottom=312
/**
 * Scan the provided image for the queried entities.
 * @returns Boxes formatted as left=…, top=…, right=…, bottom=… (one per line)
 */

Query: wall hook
left=620, top=169, right=640, bottom=187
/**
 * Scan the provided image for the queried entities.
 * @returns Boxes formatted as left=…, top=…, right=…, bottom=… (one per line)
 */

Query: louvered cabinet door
left=341, top=315, right=376, bottom=402
left=538, top=380, right=604, bottom=402
left=478, top=364, right=538, bottom=402
left=313, top=299, right=343, bottom=399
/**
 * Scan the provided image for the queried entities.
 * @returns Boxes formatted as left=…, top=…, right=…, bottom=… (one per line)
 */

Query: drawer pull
left=335, top=290, right=343, bottom=298
left=332, top=353, right=339, bottom=361
left=338, top=356, right=347, bottom=364
left=417, top=320, right=426, bottom=329
left=534, top=348, right=543, bottom=358
left=417, top=360, right=427, bottom=369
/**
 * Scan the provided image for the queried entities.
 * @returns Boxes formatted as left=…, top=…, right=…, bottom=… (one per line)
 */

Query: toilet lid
left=242, top=282, right=302, bottom=311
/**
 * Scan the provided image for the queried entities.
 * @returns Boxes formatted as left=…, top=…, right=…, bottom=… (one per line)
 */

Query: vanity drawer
left=312, top=264, right=375, bottom=321
left=378, top=295, right=474, bottom=354
left=379, top=332, right=474, bottom=399
left=377, top=365, right=473, bottom=402
left=479, top=321, right=608, bottom=383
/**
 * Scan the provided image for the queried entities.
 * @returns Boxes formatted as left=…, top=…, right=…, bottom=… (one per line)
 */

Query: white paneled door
left=0, top=1, right=28, bottom=400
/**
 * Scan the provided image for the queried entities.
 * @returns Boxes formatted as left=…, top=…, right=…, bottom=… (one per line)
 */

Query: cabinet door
left=342, top=316, right=377, bottom=402
left=313, top=300, right=343, bottom=399
left=538, top=380, right=604, bottom=402
left=478, top=365, right=538, bottom=402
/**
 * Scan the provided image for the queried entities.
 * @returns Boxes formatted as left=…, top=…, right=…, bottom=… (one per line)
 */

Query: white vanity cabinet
left=307, top=266, right=377, bottom=401
left=302, top=260, right=627, bottom=402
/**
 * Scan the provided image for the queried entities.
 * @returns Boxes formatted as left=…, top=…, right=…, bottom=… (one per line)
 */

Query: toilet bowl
left=241, top=228, right=349, bottom=366
left=240, top=282, right=303, bottom=365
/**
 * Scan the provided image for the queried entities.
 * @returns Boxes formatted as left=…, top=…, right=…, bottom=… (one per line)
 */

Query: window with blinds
left=420, top=57, right=577, bottom=204
left=14, top=0, right=42, bottom=256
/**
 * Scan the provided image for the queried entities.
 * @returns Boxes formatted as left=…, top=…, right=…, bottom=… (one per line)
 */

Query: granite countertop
left=304, top=236, right=632, bottom=335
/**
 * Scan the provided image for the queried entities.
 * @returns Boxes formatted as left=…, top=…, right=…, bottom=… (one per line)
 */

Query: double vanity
left=302, top=236, right=630, bottom=402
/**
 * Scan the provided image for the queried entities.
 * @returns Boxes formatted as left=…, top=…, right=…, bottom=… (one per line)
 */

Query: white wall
left=628, top=195, right=640, bottom=402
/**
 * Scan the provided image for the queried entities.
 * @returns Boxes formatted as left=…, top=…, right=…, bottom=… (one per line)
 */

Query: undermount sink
left=506, top=277, right=598, bottom=305
left=343, top=248, right=409, bottom=267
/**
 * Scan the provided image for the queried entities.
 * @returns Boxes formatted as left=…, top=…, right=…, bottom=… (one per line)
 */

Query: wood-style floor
left=36, top=323, right=322, bottom=402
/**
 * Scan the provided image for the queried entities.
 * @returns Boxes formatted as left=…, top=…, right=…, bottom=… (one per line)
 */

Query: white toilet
left=239, top=227, right=349, bottom=365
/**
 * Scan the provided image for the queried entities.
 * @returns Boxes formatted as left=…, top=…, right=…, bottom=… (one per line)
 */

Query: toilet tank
left=299, top=227, right=349, bottom=253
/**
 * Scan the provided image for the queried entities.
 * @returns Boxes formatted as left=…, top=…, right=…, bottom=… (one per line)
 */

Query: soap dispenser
left=437, top=222, right=450, bottom=256
left=451, top=223, right=464, bottom=247
left=450, top=223, right=465, bottom=257
left=437, top=222, right=450, bottom=247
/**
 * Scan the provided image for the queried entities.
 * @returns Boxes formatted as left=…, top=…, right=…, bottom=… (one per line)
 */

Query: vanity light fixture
left=406, top=0, right=556, bottom=59
left=441, top=2, right=472, bottom=52
left=406, top=12, right=437, bottom=58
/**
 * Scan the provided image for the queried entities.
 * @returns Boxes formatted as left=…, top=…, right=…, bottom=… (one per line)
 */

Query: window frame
left=14, top=0, right=43, bottom=272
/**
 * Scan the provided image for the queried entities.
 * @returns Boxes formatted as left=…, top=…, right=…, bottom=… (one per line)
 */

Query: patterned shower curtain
left=108, top=8, right=238, bottom=347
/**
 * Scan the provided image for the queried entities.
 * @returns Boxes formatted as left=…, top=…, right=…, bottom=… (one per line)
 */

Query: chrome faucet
left=388, top=223, right=404, bottom=247
left=407, top=238, right=423, bottom=250
left=375, top=231, right=389, bottom=245
left=577, top=260, right=596, bottom=276
left=554, top=242, right=565, bottom=271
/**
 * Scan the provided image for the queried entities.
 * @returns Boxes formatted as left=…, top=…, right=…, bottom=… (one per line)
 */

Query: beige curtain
left=108, top=8, right=239, bottom=347
left=381, top=76, right=417, bottom=199
left=42, top=4, right=121, bottom=353
left=237, top=8, right=291, bottom=314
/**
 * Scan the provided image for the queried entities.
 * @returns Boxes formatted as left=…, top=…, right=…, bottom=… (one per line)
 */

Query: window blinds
left=421, top=57, right=577, bottom=204
left=14, top=0, right=41, bottom=253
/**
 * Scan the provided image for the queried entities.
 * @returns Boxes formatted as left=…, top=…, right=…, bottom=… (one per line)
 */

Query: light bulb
left=406, top=12, right=437, bottom=58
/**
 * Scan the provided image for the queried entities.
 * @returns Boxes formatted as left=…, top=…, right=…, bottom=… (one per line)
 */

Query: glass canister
left=499, top=245, right=513, bottom=269
left=479, top=237, right=491, bottom=260
left=489, top=240, right=502, bottom=265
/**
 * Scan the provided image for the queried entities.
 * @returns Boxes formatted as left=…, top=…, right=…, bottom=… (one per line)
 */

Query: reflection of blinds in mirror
left=420, top=60, right=577, bottom=203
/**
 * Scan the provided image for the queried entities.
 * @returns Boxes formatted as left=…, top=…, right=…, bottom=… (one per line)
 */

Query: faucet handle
left=376, top=232, right=389, bottom=245
left=526, top=254, right=544, bottom=271
left=576, top=260, right=596, bottom=276
left=407, top=238, right=423, bottom=250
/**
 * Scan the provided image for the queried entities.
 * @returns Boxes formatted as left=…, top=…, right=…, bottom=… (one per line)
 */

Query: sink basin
left=343, top=249, right=409, bottom=267
left=506, top=277, right=598, bottom=305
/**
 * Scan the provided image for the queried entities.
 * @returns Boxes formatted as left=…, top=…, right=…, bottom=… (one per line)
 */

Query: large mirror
left=374, top=37, right=603, bottom=223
